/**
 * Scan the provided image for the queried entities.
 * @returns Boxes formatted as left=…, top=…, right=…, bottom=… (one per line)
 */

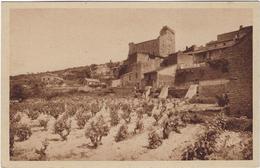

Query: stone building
left=173, top=25, right=252, bottom=117
left=84, top=78, right=101, bottom=87
left=143, top=64, right=177, bottom=88
left=91, top=64, right=114, bottom=80
left=41, top=73, right=64, bottom=85
left=120, top=25, right=253, bottom=117
left=224, top=26, right=253, bottom=118
left=121, top=26, right=175, bottom=87
left=128, top=26, right=175, bottom=58
left=120, top=55, right=163, bottom=87
left=190, top=25, right=252, bottom=64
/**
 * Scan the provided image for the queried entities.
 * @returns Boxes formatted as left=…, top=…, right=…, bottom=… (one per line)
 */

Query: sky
left=9, top=8, right=252, bottom=75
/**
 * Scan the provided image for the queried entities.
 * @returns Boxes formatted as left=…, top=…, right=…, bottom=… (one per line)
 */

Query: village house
left=149, top=25, right=252, bottom=90
left=41, top=73, right=64, bottom=85
left=118, top=25, right=252, bottom=117
left=140, top=25, right=252, bottom=118
left=183, top=25, right=252, bottom=64
left=90, top=64, right=114, bottom=79
left=84, top=78, right=101, bottom=87
left=143, top=64, right=177, bottom=88
left=111, top=79, right=121, bottom=88
left=173, top=25, right=253, bottom=117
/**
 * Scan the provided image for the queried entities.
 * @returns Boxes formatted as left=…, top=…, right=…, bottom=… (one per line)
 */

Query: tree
left=10, top=84, right=28, bottom=101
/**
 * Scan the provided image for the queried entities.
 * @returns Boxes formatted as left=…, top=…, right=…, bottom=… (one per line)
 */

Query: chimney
left=239, top=25, right=243, bottom=30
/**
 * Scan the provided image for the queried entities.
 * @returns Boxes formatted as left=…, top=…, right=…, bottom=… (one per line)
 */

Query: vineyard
left=10, top=94, right=252, bottom=160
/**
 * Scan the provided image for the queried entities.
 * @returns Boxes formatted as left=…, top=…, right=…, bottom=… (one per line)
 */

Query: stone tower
left=158, top=26, right=175, bottom=57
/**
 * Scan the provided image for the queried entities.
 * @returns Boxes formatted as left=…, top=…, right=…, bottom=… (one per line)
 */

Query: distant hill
left=10, top=60, right=124, bottom=87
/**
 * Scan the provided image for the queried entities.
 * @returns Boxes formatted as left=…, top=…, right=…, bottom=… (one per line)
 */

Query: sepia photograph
left=1, top=2, right=260, bottom=167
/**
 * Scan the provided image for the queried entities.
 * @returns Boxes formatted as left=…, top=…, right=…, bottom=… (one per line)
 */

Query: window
left=223, top=43, right=226, bottom=46
left=136, top=73, right=138, bottom=79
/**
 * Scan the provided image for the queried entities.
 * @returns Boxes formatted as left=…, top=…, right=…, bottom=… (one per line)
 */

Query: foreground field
left=10, top=95, right=252, bottom=160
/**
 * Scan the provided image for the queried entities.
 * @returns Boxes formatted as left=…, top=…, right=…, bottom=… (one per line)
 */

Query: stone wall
left=128, top=40, right=159, bottom=56
left=198, top=83, right=227, bottom=98
left=157, top=74, right=175, bottom=88
left=217, top=26, right=252, bottom=41
left=162, top=52, right=177, bottom=66
left=177, top=53, right=193, bottom=66
left=121, top=59, right=162, bottom=87
left=225, top=30, right=253, bottom=118
left=174, top=29, right=252, bottom=118
left=128, top=53, right=149, bottom=65
left=174, top=65, right=229, bottom=86
left=128, top=26, right=175, bottom=58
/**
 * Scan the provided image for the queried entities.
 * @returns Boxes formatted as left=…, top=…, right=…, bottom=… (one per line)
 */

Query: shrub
left=148, top=130, right=162, bottom=149
left=10, top=110, right=21, bottom=156
left=162, top=117, right=182, bottom=139
left=10, top=125, right=16, bottom=156
left=242, top=139, right=253, bottom=160
left=85, top=115, right=109, bottom=148
left=153, top=105, right=166, bottom=123
left=225, top=117, right=252, bottom=132
left=180, top=113, right=190, bottom=125
left=27, top=109, right=40, bottom=120
left=90, top=101, right=101, bottom=116
left=16, top=124, right=32, bottom=141
left=136, top=108, right=144, bottom=119
left=35, top=140, right=49, bottom=160
left=39, top=119, right=49, bottom=131
left=75, top=110, right=91, bottom=129
left=133, top=119, right=144, bottom=134
left=48, top=102, right=65, bottom=119
left=153, top=112, right=163, bottom=126
left=189, top=114, right=205, bottom=124
left=66, top=102, right=77, bottom=117
left=11, top=112, right=22, bottom=123
left=10, top=84, right=29, bottom=101
left=115, top=124, right=129, bottom=142
left=53, top=115, right=71, bottom=141
left=143, top=103, right=154, bottom=117
left=43, top=91, right=61, bottom=101
left=181, top=145, right=195, bottom=160
left=215, top=94, right=229, bottom=107
left=121, top=104, right=132, bottom=124
left=109, top=106, right=120, bottom=127
left=182, top=130, right=217, bottom=160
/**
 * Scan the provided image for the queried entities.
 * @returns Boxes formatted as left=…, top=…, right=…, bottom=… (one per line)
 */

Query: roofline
left=218, top=25, right=252, bottom=37
left=128, top=52, right=164, bottom=59
left=144, top=64, right=177, bottom=75
left=85, top=78, right=100, bottom=82
left=130, top=39, right=158, bottom=46
left=207, top=39, right=233, bottom=45
left=161, top=26, right=175, bottom=35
